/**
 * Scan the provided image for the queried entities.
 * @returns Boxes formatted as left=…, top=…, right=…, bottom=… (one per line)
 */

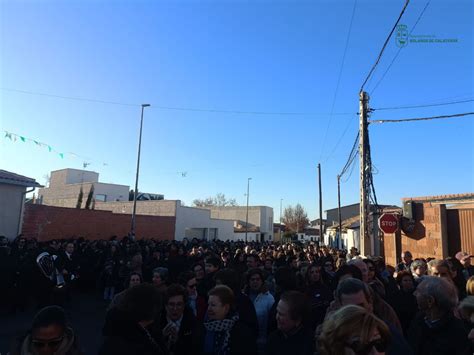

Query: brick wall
left=383, top=202, right=446, bottom=267
left=22, top=204, right=175, bottom=241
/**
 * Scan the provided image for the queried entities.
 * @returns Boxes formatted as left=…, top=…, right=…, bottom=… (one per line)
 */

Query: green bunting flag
left=59, top=153, right=64, bottom=159
left=20, top=136, right=26, bottom=142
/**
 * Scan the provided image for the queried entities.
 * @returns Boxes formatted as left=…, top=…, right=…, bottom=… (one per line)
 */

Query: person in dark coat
left=303, top=264, right=333, bottom=331
left=266, top=291, right=314, bottom=355
left=214, top=268, right=258, bottom=334
left=391, top=271, right=418, bottom=335
left=408, top=276, right=470, bottom=355
left=159, top=284, right=198, bottom=355
left=196, top=285, right=257, bottom=355
left=99, top=283, right=167, bottom=355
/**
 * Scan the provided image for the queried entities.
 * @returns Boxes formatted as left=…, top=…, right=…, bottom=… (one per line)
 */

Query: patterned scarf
left=204, top=314, right=239, bottom=355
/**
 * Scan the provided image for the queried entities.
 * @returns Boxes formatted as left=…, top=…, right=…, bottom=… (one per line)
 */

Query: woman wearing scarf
left=198, top=285, right=257, bottom=355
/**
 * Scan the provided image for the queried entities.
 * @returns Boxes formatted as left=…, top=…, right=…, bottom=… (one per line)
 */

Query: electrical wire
left=360, top=0, right=410, bottom=92
left=373, top=98, right=474, bottom=111
left=1, top=87, right=355, bottom=117
left=319, top=0, right=358, bottom=161
left=370, top=0, right=432, bottom=94
left=369, top=112, right=474, bottom=124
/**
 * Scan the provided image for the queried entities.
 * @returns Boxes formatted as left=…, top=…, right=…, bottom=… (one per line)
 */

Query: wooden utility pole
left=359, top=91, right=370, bottom=255
left=318, top=163, right=323, bottom=245
left=337, top=174, right=342, bottom=249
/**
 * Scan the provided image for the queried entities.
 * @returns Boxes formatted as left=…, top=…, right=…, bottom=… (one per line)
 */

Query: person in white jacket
left=244, top=268, right=275, bottom=355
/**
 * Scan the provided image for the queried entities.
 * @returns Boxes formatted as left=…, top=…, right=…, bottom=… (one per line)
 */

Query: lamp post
left=131, top=104, right=151, bottom=239
left=245, top=177, right=252, bottom=242
left=279, top=198, right=283, bottom=242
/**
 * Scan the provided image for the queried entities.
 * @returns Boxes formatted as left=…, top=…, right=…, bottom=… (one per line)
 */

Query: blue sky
left=1, top=0, right=473, bottom=220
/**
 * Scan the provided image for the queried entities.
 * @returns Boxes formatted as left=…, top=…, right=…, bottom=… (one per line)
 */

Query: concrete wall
left=175, top=205, right=234, bottom=241
left=326, top=204, right=359, bottom=225
left=95, top=200, right=177, bottom=216
left=0, top=184, right=25, bottom=240
left=50, top=169, right=99, bottom=186
left=22, top=204, right=175, bottom=241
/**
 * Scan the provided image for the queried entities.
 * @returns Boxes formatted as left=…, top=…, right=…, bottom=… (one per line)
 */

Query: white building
left=0, top=170, right=42, bottom=240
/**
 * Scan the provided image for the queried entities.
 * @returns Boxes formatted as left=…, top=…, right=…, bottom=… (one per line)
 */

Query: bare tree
left=193, top=193, right=238, bottom=207
left=282, top=203, right=309, bottom=233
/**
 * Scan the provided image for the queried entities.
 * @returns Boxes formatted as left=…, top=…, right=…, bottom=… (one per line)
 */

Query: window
left=95, top=194, right=107, bottom=202
left=300, top=235, right=304, bottom=240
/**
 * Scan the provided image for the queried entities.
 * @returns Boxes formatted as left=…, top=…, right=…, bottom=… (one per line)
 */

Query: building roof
left=0, top=170, right=42, bottom=188
left=402, top=193, right=474, bottom=203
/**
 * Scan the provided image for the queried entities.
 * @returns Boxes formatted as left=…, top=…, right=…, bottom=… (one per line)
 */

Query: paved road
left=0, top=292, right=107, bottom=355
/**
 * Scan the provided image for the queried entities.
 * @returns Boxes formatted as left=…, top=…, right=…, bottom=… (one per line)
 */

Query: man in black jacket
left=408, top=276, right=470, bottom=355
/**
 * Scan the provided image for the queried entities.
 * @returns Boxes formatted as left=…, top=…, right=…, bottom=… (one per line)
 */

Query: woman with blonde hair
left=466, top=276, right=474, bottom=296
left=318, top=305, right=390, bottom=355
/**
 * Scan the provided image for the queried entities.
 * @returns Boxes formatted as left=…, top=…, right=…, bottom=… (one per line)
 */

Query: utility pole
left=245, top=177, right=252, bottom=243
left=359, top=91, right=370, bottom=256
left=131, top=104, right=151, bottom=239
left=337, top=174, right=342, bottom=249
left=318, top=163, right=323, bottom=245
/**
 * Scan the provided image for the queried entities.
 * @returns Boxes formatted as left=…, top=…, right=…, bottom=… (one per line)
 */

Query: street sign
left=378, top=213, right=399, bottom=234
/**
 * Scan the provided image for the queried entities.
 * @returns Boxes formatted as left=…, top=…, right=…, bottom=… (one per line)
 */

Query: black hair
left=280, top=291, right=309, bottom=321
left=334, top=264, right=363, bottom=285
left=177, top=270, right=196, bottom=286
left=205, top=256, right=221, bottom=269
left=214, top=268, right=239, bottom=292
left=118, top=283, right=162, bottom=322
left=31, top=306, right=67, bottom=331
left=274, top=267, right=297, bottom=292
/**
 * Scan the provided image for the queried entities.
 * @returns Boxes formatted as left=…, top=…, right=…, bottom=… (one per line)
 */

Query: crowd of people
left=1, top=234, right=474, bottom=355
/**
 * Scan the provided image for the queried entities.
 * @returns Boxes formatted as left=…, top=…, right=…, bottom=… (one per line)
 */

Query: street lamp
left=279, top=198, right=283, bottom=242
left=245, top=177, right=252, bottom=242
left=131, top=103, right=151, bottom=239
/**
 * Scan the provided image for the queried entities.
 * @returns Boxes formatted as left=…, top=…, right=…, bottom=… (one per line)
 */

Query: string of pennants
left=3, top=130, right=189, bottom=177
left=3, top=130, right=108, bottom=166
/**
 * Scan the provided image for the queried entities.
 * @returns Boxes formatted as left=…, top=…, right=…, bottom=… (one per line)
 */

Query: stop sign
left=378, top=213, right=399, bottom=234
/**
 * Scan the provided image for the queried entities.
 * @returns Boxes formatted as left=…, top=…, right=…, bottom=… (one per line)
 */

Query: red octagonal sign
left=378, top=213, right=399, bottom=234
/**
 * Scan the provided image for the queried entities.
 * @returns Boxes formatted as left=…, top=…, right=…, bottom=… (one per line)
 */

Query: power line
left=339, top=132, right=359, bottom=178
left=1, top=87, right=355, bottom=117
left=369, top=112, right=474, bottom=124
left=319, top=0, right=358, bottom=161
left=360, top=0, right=410, bottom=92
left=370, top=0, right=432, bottom=94
left=373, top=98, right=474, bottom=111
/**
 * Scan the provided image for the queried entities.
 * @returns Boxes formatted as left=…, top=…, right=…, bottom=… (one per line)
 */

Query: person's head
left=401, top=251, right=413, bottom=265
left=192, top=263, right=205, bottom=280
left=246, top=268, right=265, bottom=293
left=274, top=267, right=297, bottom=293
left=336, top=278, right=373, bottom=314
left=164, top=284, right=187, bottom=322
left=414, top=276, right=458, bottom=319
left=205, top=257, right=221, bottom=274
left=214, top=268, right=239, bottom=292
left=396, top=271, right=415, bottom=292
left=118, top=283, right=162, bottom=327
left=65, top=243, right=74, bottom=255
left=363, top=259, right=377, bottom=282
left=318, top=305, right=390, bottom=355
left=306, top=264, right=322, bottom=284
left=152, top=267, right=168, bottom=287
left=276, top=291, right=308, bottom=333
left=178, top=271, right=198, bottom=297
left=410, top=259, right=427, bottom=277
left=287, top=256, right=298, bottom=269
left=348, top=259, right=369, bottom=283
left=127, top=272, right=143, bottom=288
left=264, top=257, right=273, bottom=270
left=428, top=260, right=454, bottom=280
left=459, top=296, right=474, bottom=343
left=207, top=285, right=234, bottom=320
left=335, top=265, right=363, bottom=286
left=455, top=251, right=472, bottom=268
left=30, top=306, right=69, bottom=355
left=246, top=254, right=260, bottom=269
left=467, top=276, right=474, bottom=296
